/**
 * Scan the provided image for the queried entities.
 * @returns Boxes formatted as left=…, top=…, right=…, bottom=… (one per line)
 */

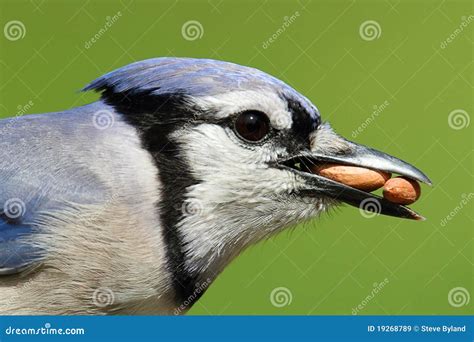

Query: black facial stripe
left=99, top=89, right=206, bottom=307
left=285, top=97, right=321, bottom=146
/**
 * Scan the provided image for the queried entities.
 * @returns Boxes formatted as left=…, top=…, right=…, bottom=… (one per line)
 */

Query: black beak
left=278, top=126, right=432, bottom=220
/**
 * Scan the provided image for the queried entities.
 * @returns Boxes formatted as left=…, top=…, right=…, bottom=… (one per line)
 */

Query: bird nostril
left=281, top=156, right=316, bottom=173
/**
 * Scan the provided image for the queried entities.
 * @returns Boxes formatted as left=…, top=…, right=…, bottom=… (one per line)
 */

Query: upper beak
left=278, top=125, right=432, bottom=220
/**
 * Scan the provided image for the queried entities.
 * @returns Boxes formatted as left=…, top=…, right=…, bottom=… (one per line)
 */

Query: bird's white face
left=167, top=87, right=430, bottom=279
left=170, top=89, right=324, bottom=277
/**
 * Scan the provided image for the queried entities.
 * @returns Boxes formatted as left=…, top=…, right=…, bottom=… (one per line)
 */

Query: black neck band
left=100, top=89, right=205, bottom=307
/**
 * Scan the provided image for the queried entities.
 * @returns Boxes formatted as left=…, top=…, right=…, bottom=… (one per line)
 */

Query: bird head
left=85, top=58, right=430, bottom=292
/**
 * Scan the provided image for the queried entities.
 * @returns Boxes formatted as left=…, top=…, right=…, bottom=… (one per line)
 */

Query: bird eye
left=234, top=111, right=270, bottom=142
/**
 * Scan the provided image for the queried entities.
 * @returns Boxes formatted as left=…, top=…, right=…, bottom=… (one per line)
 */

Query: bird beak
left=277, top=126, right=432, bottom=220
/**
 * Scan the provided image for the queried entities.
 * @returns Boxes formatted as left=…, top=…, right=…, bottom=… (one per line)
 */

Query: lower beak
left=278, top=126, right=432, bottom=220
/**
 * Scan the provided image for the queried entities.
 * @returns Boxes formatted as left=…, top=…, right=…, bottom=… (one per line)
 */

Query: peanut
left=383, top=177, right=420, bottom=205
left=311, top=164, right=391, bottom=192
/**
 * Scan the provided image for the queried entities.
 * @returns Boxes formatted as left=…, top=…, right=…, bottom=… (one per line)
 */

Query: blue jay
left=0, top=58, right=430, bottom=314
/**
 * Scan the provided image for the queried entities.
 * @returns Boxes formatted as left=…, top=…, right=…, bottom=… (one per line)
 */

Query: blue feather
left=83, top=57, right=320, bottom=122
left=0, top=219, right=42, bottom=274
left=0, top=103, right=114, bottom=274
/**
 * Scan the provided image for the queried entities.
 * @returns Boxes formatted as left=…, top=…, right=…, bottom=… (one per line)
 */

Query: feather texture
left=0, top=102, right=174, bottom=314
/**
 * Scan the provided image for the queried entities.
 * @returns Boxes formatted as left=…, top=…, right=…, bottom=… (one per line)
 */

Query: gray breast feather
left=0, top=101, right=139, bottom=274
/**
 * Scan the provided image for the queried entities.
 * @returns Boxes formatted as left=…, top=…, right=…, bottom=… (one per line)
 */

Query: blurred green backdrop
left=0, top=0, right=472, bottom=315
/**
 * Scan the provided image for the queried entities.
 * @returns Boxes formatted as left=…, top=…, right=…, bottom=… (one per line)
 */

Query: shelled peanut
left=382, top=177, right=420, bottom=205
left=310, top=164, right=421, bottom=205
left=311, top=164, right=391, bottom=192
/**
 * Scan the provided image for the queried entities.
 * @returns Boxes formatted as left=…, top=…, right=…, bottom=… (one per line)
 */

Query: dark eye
left=234, top=111, right=270, bottom=142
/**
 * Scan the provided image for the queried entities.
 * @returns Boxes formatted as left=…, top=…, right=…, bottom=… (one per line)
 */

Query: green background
left=0, top=0, right=472, bottom=315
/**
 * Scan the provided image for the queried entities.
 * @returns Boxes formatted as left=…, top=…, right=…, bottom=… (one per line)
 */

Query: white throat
left=172, top=123, right=325, bottom=280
